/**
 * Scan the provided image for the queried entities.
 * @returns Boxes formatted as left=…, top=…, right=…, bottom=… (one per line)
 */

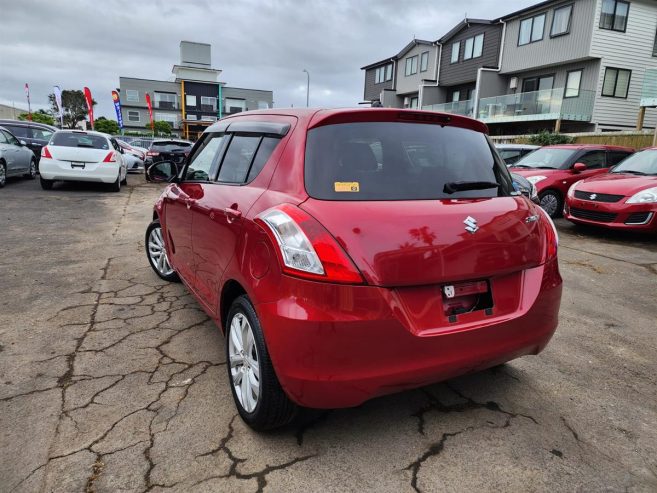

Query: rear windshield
left=51, top=132, right=109, bottom=149
left=513, top=148, right=576, bottom=170
left=151, top=141, right=192, bottom=151
left=304, top=122, right=513, bottom=201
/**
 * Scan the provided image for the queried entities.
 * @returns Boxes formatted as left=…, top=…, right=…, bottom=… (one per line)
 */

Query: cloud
left=0, top=0, right=538, bottom=118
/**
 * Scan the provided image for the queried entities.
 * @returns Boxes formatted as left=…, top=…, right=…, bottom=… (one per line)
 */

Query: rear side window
left=305, top=122, right=512, bottom=200
left=51, top=132, right=109, bottom=150
left=218, top=135, right=281, bottom=184
left=4, top=125, right=28, bottom=138
left=247, top=137, right=280, bottom=182
left=31, top=128, right=53, bottom=141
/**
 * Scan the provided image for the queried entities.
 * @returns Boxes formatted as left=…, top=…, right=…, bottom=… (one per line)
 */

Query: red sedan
left=565, top=148, right=657, bottom=232
left=510, top=144, right=634, bottom=218
left=145, top=108, right=562, bottom=430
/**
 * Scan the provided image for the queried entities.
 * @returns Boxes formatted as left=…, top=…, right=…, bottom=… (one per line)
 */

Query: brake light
left=41, top=146, right=52, bottom=159
left=147, top=151, right=159, bottom=157
left=102, top=152, right=117, bottom=163
left=538, top=207, right=558, bottom=262
left=256, top=204, right=364, bottom=284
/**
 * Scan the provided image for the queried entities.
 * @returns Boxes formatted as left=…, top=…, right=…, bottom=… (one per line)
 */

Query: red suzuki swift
left=145, top=109, right=562, bottom=430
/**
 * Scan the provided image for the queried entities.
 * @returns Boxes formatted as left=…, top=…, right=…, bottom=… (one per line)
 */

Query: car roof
left=53, top=129, right=112, bottom=138
left=207, top=107, right=489, bottom=135
left=0, top=119, right=58, bottom=131
left=544, top=144, right=634, bottom=151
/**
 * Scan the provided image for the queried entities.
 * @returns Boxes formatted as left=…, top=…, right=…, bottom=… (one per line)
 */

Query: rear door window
left=30, top=128, right=54, bottom=141
left=4, top=125, right=28, bottom=138
left=247, top=137, right=280, bottom=182
left=218, top=135, right=261, bottom=183
left=0, top=131, right=8, bottom=144
left=305, top=122, right=512, bottom=200
left=607, top=151, right=632, bottom=166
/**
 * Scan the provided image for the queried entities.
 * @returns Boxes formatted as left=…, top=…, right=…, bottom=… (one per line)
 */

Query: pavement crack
left=85, top=455, right=104, bottom=493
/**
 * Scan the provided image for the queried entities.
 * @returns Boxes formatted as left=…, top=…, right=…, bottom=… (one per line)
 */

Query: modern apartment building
left=361, top=0, right=657, bottom=134
left=119, top=41, right=274, bottom=139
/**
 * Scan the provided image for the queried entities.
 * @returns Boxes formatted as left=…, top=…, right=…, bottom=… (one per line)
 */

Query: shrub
left=528, top=130, right=574, bottom=146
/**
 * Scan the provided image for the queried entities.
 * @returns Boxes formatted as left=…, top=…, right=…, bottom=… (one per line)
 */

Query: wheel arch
left=219, top=280, right=247, bottom=333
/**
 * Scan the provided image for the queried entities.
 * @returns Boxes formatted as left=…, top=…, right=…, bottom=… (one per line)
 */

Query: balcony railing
left=640, top=68, right=657, bottom=107
left=477, top=88, right=594, bottom=123
left=422, top=99, right=474, bottom=117
left=154, top=101, right=179, bottom=110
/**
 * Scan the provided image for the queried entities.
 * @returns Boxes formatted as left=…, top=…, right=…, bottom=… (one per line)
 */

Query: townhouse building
left=119, top=41, right=273, bottom=140
left=361, top=0, right=657, bottom=135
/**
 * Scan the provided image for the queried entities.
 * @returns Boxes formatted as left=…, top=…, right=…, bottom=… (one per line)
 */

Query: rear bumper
left=256, top=259, right=562, bottom=408
left=39, top=158, right=120, bottom=184
left=564, top=198, right=657, bottom=233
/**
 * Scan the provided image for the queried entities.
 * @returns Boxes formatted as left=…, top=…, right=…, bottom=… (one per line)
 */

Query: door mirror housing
left=511, top=173, right=539, bottom=204
left=147, top=160, right=179, bottom=183
left=573, top=162, right=587, bottom=173
left=19, top=140, right=27, bottom=146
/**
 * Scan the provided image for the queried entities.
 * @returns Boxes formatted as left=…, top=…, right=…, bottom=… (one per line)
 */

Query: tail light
left=538, top=207, right=558, bottom=262
left=147, top=151, right=159, bottom=157
left=256, top=204, right=364, bottom=284
left=102, top=152, right=117, bottom=163
left=41, top=146, right=52, bottom=159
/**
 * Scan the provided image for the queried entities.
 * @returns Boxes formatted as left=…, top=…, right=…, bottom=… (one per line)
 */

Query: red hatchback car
left=145, top=109, right=562, bottom=430
left=510, top=144, right=634, bottom=218
left=565, top=148, right=657, bottom=232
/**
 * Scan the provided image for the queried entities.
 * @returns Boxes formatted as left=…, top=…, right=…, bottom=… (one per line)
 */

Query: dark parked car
left=495, top=144, right=540, bottom=166
left=145, top=139, right=193, bottom=181
left=0, top=120, right=57, bottom=169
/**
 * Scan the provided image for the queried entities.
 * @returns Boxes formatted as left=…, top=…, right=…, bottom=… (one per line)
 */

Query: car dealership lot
left=1, top=179, right=656, bottom=492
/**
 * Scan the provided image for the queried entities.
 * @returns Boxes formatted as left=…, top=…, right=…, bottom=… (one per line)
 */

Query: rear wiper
left=443, top=181, right=500, bottom=194
left=77, top=144, right=95, bottom=148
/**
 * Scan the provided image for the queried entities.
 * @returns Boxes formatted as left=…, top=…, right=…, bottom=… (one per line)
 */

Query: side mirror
left=573, top=162, right=587, bottom=173
left=147, top=160, right=179, bottom=183
left=19, top=140, right=27, bottom=146
left=511, top=173, right=539, bottom=204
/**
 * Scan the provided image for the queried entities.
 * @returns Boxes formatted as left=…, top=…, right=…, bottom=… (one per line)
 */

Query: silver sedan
left=0, top=126, right=37, bottom=187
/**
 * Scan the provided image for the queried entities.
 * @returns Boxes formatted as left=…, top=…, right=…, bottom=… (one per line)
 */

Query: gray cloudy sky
left=1, top=0, right=537, bottom=119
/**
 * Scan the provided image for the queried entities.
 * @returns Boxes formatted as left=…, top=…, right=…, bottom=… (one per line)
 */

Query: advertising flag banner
left=145, top=93, right=154, bottom=133
left=111, top=91, right=124, bottom=130
left=83, top=87, right=94, bottom=129
left=53, top=86, right=64, bottom=127
left=24, top=83, right=32, bottom=120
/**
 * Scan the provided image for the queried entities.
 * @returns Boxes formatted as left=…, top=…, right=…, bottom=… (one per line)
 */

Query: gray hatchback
left=0, top=126, right=37, bottom=187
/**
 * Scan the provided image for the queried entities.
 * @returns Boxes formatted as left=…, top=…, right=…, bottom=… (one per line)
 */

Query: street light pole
left=302, top=69, right=310, bottom=107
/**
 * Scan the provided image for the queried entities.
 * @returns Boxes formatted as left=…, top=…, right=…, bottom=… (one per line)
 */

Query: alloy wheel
left=0, top=163, right=5, bottom=186
left=228, top=313, right=261, bottom=413
left=147, top=226, right=174, bottom=276
left=540, top=193, right=559, bottom=217
left=29, top=161, right=36, bottom=178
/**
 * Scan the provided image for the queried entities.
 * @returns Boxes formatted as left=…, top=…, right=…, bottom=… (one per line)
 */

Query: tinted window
left=218, top=135, right=260, bottom=183
left=184, top=134, right=225, bottom=181
left=607, top=151, right=632, bottom=166
left=152, top=141, right=192, bottom=151
left=514, top=148, right=577, bottom=169
left=499, top=150, right=522, bottom=164
left=31, top=128, right=53, bottom=141
left=4, top=125, right=28, bottom=138
left=247, top=137, right=280, bottom=182
left=305, top=122, right=513, bottom=201
left=51, top=132, right=109, bottom=149
left=577, top=151, right=606, bottom=169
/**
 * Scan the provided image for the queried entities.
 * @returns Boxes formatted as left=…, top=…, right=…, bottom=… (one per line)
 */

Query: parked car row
left=0, top=119, right=57, bottom=169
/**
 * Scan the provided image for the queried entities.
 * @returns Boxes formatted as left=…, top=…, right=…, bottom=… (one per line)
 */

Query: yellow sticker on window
left=334, top=182, right=360, bottom=192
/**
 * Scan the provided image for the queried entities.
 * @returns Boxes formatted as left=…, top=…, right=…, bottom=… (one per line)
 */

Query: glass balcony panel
left=421, top=99, right=473, bottom=117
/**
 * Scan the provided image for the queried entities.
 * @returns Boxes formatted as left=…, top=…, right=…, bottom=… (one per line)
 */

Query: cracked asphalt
left=1, top=177, right=656, bottom=492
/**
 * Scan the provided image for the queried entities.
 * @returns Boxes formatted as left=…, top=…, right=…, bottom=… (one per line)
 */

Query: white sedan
left=39, top=130, right=128, bottom=192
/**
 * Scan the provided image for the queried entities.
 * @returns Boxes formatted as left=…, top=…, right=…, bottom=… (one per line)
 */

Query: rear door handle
left=224, top=207, right=242, bottom=221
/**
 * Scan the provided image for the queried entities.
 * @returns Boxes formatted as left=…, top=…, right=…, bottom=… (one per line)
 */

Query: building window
left=602, top=67, right=631, bottom=98
left=565, top=69, right=582, bottom=98
left=409, top=96, right=418, bottom=109
left=420, top=51, right=429, bottom=72
left=155, top=112, right=178, bottom=127
left=600, top=0, right=629, bottom=32
left=405, top=56, right=418, bottom=76
left=653, top=29, right=657, bottom=57
left=463, top=34, right=484, bottom=60
left=385, top=64, right=393, bottom=81
left=375, top=63, right=393, bottom=83
left=127, top=110, right=140, bottom=122
left=126, top=90, right=139, bottom=102
left=201, top=96, right=217, bottom=111
left=225, top=98, right=246, bottom=113
left=200, top=115, right=218, bottom=122
left=519, top=13, right=546, bottom=45
left=257, top=101, right=270, bottom=109
left=451, top=42, right=460, bottom=63
left=451, top=91, right=460, bottom=102
left=551, top=5, right=573, bottom=37
left=154, top=92, right=177, bottom=109
left=186, top=95, right=197, bottom=107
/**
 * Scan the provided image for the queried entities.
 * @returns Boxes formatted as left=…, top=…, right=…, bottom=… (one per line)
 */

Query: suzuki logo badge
left=589, top=193, right=597, bottom=200
left=464, top=216, right=478, bottom=234
left=444, top=285, right=455, bottom=298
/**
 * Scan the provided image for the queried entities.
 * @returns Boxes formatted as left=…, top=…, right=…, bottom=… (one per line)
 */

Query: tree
left=151, top=120, right=172, bottom=136
left=17, top=109, right=55, bottom=126
left=93, top=117, right=120, bottom=135
left=48, top=89, right=96, bottom=129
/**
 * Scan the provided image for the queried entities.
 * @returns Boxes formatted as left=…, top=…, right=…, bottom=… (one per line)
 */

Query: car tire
left=121, top=173, right=128, bottom=186
left=0, top=161, right=6, bottom=188
left=539, top=190, right=563, bottom=218
left=25, top=158, right=36, bottom=179
left=109, top=174, right=121, bottom=193
left=40, top=176, right=54, bottom=190
left=225, top=295, right=297, bottom=431
left=145, top=220, right=180, bottom=282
